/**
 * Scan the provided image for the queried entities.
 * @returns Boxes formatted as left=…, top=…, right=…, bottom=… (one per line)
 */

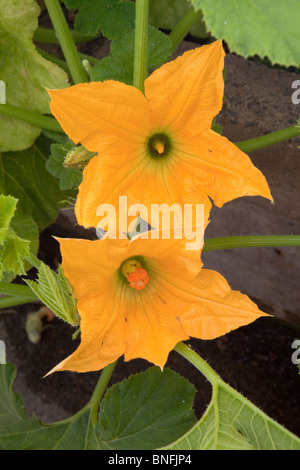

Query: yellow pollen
left=154, top=141, right=164, bottom=154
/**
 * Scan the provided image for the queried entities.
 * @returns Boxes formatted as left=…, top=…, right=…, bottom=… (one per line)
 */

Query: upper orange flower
left=47, top=233, right=268, bottom=374
left=49, top=41, right=272, bottom=230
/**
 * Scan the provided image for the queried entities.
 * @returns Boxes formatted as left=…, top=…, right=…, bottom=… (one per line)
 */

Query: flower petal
left=48, top=81, right=152, bottom=155
left=75, top=150, right=212, bottom=230
left=57, top=237, right=129, bottom=299
left=174, top=128, right=273, bottom=207
left=145, top=41, right=225, bottom=134
left=47, top=288, right=126, bottom=374
left=155, top=267, right=269, bottom=340
left=123, top=284, right=189, bottom=369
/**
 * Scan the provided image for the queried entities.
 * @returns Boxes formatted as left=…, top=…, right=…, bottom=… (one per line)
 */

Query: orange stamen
left=127, top=267, right=149, bottom=291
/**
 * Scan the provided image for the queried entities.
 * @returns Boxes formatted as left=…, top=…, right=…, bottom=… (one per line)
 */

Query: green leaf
left=191, top=0, right=300, bottom=67
left=0, top=195, right=38, bottom=280
left=0, top=136, right=67, bottom=232
left=98, top=367, right=196, bottom=450
left=46, top=142, right=83, bottom=190
left=164, top=372, right=300, bottom=450
left=25, top=262, right=78, bottom=326
left=149, top=0, right=208, bottom=38
left=91, top=26, right=172, bottom=85
left=64, top=0, right=136, bottom=39
left=0, top=0, right=69, bottom=152
left=0, top=236, right=30, bottom=277
left=0, top=363, right=101, bottom=450
left=0, top=195, right=17, bottom=244
left=0, top=364, right=195, bottom=450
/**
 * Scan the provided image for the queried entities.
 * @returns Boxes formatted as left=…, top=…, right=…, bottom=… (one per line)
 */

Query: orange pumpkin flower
left=47, top=234, right=268, bottom=374
left=48, top=41, right=272, bottom=230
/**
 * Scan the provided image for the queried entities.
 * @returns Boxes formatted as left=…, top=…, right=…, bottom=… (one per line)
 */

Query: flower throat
left=147, top=133, right=172, bottom=159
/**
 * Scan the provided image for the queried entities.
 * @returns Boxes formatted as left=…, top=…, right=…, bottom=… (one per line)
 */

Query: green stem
left=174, top=342, right=218, bottom=385
left=0, top=283, right=39, bottom=299
left=36, top=47, right=70, bottom=73
left=0, top=295, right=40, bottom=309
left=133, top=0, right=149, bottom=93
left=79, top=52, right=100, bottom=66
left=37, top=48, right=100, bottom=75
left=235, top=125, right=300, bottom=153
left=44, top=0, right=89, bottom=84
left=203, top=235, right=300, bottom=252
left=90, top=360, right=118, bottom=427
left=0, top=104, right=64, bottom=133
left=34, top=27, right=98, bottom=44
left=169, top=7, right=203, bottom=52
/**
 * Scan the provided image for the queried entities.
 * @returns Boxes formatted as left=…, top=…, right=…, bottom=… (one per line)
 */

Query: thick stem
left=170, top=7, right=203, bottom=52
left=0, top=295, right=40, bottom=309
left=0, top=104, right=64, bottom=133
left=0, top=283, right=39, bottom=299
left=44, top=0, right=89, bottom=84
left=174, top=342, right=218, bottom=385
left=34, top=27, right=97, bottom=44
left=133, top=0, right=149, bottom=93
left=203, top=235, right=300, bottom=252
left=89, top=360, right=118, bottom=427
left=235, top=125, right=300, bottom=153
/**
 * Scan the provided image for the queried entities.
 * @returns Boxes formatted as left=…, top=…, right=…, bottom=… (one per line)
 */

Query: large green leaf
left=0, top=0, right=69, bottom=152
left=0, top=363, right=101, bottom=450
left=191, top=0, right=300, bottom=66
left=164, top=368, right=300, bottom=450
left=0, top=364, right=196, bottom=450
left=98, top=367, right=196, bottom=450
left=64, top=0, right=135, bottom=39
left=0, top=136, right=67, bottom=232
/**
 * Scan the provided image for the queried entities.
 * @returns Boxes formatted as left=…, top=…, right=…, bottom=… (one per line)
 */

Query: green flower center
left=120, top=258, right=143, bottom=278
left=119, top=257, right=149, bottom=291
left=147, top=133, right=172, bottom=159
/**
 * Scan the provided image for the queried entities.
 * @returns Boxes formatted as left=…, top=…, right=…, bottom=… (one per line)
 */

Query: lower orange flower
left=47, top=235, right=269, bottom=374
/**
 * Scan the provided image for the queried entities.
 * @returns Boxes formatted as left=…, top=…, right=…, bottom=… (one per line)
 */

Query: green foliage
left=164, top=373, right=300, bottom=450
left=46, top=142, right=83, bottom=190
left=191, top=0, right=300, bottom=66
left=0, top=363, right=101, bottom=450
left=149, top=0, right=208, bottom=38
left=0, top=0, right=69, bottom=152
left=0, top=136, right=68, bottom=232
left=91, top=26, right=172, bottom=85
left=0, top=196, right=37, bottom=281
left=64, top=0, right=135, bottom=39
left=98, top=367, right=196, bottom=450
left=25, top=262, right=78, bottom=326
left=0, top=364, right=196, bottom=450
